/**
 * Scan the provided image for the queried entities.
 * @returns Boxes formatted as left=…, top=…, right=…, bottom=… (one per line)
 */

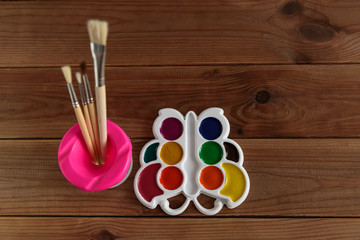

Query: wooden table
left=1, top=1, right=360, bottom=239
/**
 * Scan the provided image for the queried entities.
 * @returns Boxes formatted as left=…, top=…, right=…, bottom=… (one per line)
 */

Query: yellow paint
left=219, top=163, right=247, bottom=202
left=160, top=142, right=183, bottom=165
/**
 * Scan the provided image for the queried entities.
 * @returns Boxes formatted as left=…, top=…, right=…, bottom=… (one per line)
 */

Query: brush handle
left=74, top=107, right=97, bottom=164
left=88, top=102, right=102, bottom=163
left=83, top=105, right=101, bottom=162
left=95, top=86, right=107, bottom=161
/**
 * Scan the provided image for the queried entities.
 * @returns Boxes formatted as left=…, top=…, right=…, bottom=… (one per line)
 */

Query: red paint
left=200, top=166, right=223, bottom=190
left=138, top=163, right=163, bottom=202
left=160, top=166, right=183, bottom=190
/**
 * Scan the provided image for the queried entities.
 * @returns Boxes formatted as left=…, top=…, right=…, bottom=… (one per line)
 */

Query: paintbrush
left=75, top=71, right=101, bottom=164
left=61, top=66, right=97, bottom=165
left=87, top=19, right=109, bottom=161
left=80, top=61, right=102, bottom=164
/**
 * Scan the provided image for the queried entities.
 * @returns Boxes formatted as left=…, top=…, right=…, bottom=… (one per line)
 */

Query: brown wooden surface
left=0, top=139, right=359, bottom=217
left=2, top=1, right=360, bottom=67
left=1, top=0, right=360, bottom=239
left=1, top=217, right=359, bottom=240
left=1, top=65, right=360, bottom=138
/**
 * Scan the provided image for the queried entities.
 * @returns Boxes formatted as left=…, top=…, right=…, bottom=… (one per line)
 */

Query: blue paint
left=199, top=117, right=222, bottom=140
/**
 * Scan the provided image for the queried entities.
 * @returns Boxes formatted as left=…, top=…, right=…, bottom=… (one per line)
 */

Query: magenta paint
left=160, top=117, right=183, bottom=140
left=138, top=163, right=164, bottom=202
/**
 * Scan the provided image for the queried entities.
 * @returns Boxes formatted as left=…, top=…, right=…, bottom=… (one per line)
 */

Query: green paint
left=144, top=142, right=159, bottom=163
left=199, top=141, right=223, bottom=165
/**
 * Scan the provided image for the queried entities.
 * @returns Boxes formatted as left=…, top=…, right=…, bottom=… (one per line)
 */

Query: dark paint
left=144, top=142, right=159, bottom=163
left=224, top=142, right=239, bottom=162
left=199, top=117, right=222, bottom=140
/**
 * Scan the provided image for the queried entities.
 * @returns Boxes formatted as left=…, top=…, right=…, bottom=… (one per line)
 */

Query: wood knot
left=96, top=230, right=116, bottom=240
left=237, top=128, right=243, bottom=135
left=282, top=1, right=301, bottom=15
left=294, top=53, right=310, bottom=64
left=299, top=23, right=335, bottom=42
left=255, top=90, right=270, bottom=104
left=202, top=69, right=219, bottom=79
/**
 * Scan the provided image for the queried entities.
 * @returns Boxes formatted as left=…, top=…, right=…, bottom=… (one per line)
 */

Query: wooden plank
left=0, top=139, right=359, bottom=217
left=0, top=217, right=359, bottom=240
left=1, top=65, right=360, bottom=138
left=1, top=1, right=360, bottom=66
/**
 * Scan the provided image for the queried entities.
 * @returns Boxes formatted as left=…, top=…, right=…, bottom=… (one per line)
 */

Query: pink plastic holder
left=58, top=120, right=132, bottom=192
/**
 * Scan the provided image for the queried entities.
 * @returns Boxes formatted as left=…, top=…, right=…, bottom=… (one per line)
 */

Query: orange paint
left=200, top=166, right=223, bottom=190
left=160, top=166, right=183, bottom=190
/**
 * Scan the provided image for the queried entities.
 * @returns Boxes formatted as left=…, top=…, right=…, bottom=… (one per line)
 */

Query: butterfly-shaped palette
left=134, top=108, right=250, bottom=215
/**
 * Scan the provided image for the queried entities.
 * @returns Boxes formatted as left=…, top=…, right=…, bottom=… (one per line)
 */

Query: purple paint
left=160, top=117, right=183, bottom=140
left=138, top=163, right=163, bottom=202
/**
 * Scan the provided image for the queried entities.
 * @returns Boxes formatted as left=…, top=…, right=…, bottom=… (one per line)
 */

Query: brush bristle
left=80, top=61, right=87, bottom=74
left=61, top=66, right=72, bottom=84
left=87, top=19, right=109, bottom=45
left=75, top=72, right=82, bottom=84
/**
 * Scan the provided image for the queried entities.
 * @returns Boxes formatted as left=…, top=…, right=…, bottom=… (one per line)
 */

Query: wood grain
left=1, top=1, right=360, bottom=66
left=0, top=217, right=359, bottom=240
left=1, top=0, right=359, bottom=237
left=1, top=65, right=360, bottom=138
left=0, top=139, right=359, bottom=217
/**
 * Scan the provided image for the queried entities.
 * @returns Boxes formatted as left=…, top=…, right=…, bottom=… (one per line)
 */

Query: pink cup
left=58, top=120, right=132, bottom=192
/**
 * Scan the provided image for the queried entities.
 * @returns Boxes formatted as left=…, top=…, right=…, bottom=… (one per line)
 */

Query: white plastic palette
left=134, top=108, right=250, bottom=215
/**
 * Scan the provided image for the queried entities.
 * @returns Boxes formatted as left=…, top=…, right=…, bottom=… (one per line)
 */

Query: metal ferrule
left=67, top=83, right=80, bottom=108
left=83, top=74, right=94, bottom=104
left=90, top=43, right=106, bottom=87
left=78, top=82, right=87, bottom=106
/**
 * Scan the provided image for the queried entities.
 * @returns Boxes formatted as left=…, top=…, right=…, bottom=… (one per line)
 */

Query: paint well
left=144, top=142, right=159, bottom=163
left=160, top=117, right=183, bottom=140
left=199, top=141, right=223, bottom=165
left=224, top=142, right=239, bottom=162
left=160, top=142, right=183, bottom=165
left=200, top=166, right=224, bottom=190
left=219, top=163, right=246, bottom=202
left=199, top=117, right=222, bottom=140
left=138, top=163, right=164, bottom=202
left=160, top=166, right=183, bottom=190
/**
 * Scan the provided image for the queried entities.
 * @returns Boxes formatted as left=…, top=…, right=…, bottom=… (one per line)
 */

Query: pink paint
left=160, top=117, right=183, bottom=140
left=58, top=120, right=132, bottom=192
left=138, top=163, right=164, bottom=202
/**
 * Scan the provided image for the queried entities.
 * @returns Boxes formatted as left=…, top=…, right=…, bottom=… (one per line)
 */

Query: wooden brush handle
left=83, top=105, right=100, bottom=160
left=95, top=86, right=107, bottom=161
left=88, top=102, right=102, bottom=162
left=74, top=107, right=97, bottom=164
